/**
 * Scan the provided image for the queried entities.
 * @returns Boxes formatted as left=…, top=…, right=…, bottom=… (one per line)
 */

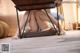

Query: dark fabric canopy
left=12, top=0, right=62, bottom=11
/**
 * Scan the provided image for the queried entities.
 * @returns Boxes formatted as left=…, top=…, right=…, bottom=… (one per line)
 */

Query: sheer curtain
left=61, top=0, right=77, bottom=30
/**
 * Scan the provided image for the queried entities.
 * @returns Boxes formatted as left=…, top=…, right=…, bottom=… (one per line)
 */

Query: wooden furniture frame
left=12, top=0, right=62, bottom=38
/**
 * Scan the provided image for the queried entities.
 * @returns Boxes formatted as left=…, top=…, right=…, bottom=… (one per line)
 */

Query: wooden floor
left=0, top=30, right=80, bottom=53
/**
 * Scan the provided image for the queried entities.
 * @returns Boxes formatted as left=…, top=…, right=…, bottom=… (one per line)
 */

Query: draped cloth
left=0, top=21, right=9, bottom=38
left=22, top=10, right=58, bottom=33
left=15, top=10, right=62, bottom=37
